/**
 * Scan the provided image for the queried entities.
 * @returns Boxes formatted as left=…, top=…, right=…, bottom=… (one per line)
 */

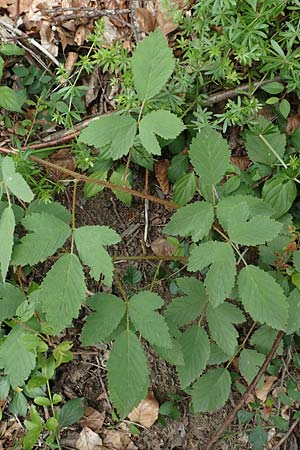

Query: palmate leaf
left=191, top=368, right=231, bottom=413
left=0, top=283, right=25, bottom=321
left=188, top=242, right=236, bottom=307
left=176, top=325, right=210, bottom=388
left=107, top=330, right=149, bottom=418
left=239, top=349, right=265, bottom=385
left=1, top=157, right=34, bottom=203
left=238, top=265, right=288, bottom=330
left=189, top=127, right=230, bottom=187
left=128, top=291, right=172, bottom=348
left=164, top=201, right=214, bottom=242
left=12, top=213, right=71, bottom=266
left=132, top=28, right=174, bottom=101
left=78, top=115, right=137, bottom=160
left=74, top=225, right=121, bottom=286
left=139, top=110, right=185, bottom=156
left=0, top=207, right=15, bottom=281
left=29, top=254, right=86, bottom=334
left=80, top=293, right=126, bottom=346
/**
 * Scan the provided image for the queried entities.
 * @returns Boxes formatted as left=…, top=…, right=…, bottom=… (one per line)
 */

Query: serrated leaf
left=0, top=283, right=25, bottom=321
left=207, top=302, right=244, bottom=356
left=165, top=277, right=207, bottom=326
left=110, top=166, right=132, bottom=206
left=0, top=207, right=15, bottom=281
left=228, top=215, right=282, bottom=245
left=191, top=368, right=231, bottom=413
left=26, top=200, right=71, bottom=223
left=128, top=291, right=172, bottom=348
left=0, top=201, right=24, bottom=223
left=189, top=127, right=230, bottom=186
left=107, top=330, right=149, bottom=418
left=262, top=176, right=296, bottom=218
left=1, top=157, right=34, bottom=202
left=83, top=171, right=107, bottom=198
left=0, top=86, right=23, bottom=112
left=259, top=234, right=291, bottom=267
left=286, top=289, right=300, bottom=334
left=132, top=28, right=174, bottom=101
left=238, top=265, right=288, bottom=330
left=78, top=115, right=137, bottom=160
left=139, top=110, right=184, bottom=156
left=293, top=251, right=300, bottom=271
left=188, top=242, right=236, bottom=307
left=177, top=325, right=210, bottom=388
left=173, top=172, right=196, bottom=206
left=245, top=121, right=286, bottom=166
left=208, top=343, right=231, bottom=365
left=74, top=225, right=120, bottom=286
left=248, top=427, right=268, bottom=450
left=250, top=325, right=283, bottom=355
left=168, top=153, right=188, bottom=183
left=12, top=213, right=71, bottom=266
left=239, top=349, right=265, bottom=385
left=81, top=293, right=126, bottom=345
left=164, top=201, right=214, bottom=242
left=29, top=254, right=86, bottom=334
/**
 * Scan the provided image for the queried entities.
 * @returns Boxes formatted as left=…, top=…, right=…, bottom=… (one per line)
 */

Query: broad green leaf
left=83, top=171, right=107, bottom=198
left=78, top=115, right=137, bottom=160
left=189, top=127, right=230, bottom=186
left=262, top=176, right=296, bottom=218
left=207, top=302, right=244, bottom=356
left=29, top=254, right=86, bottom=334
left=239, top=349, right=265, bottom=385
left=9, top=391, right=27, bottom=416
left=208, top=343, right=231, bottom=365
left=132, top=28, right=174, bottom=101
left=0, top=283, right=25, bottom=321
left=153, top=338, right=184, bottom=366
left=250, top=325, right=283, bottom=355
left=131, top=146, right=153, bottom=170
left=259, top=235, right=291, bottom=267
left=261, top=81, right=284, bottom=94
left=81, top=293, right=126, bottom=345
left=168, top=154, right=189, bottom=183
left=23, top=406, right=43, bottom=450
left=0, top=327, right=36, bottom=388
left=191, top=368, right=231, bottom=413
left=0, top=86, right=23, bottom=112
left=293, top=251, right=300, bottom=271
left=1, top=157, right=34, bottom=202
left=164, top=201, right=214, bottom=242
left=248, top=427, right=268, bottom=450
left=0, top=201, right=24, bottom=223
left=110, top=165, right=132, bottom=206
left=173, top=172, right=196, bottom=206
left=228, top=215, right=282, bottom=246
left=26, top=200, right=71, bottom=223
left=107, top=330, right=149, bottom=418
left=12, top=213, right=71, bottom=266
left=238, top=265, right=288, bottom=330
left=139, top=110, right=184, bottom=156
left=188, top=242, right=236, bottom=307
left=0, top=43, right=25, bottom=56
left=286, top=289, right=300, bottom=334
left=177, top=325, right=210, bottom=388
left=128, top=291, right=172, bottom=348
left=279, top=99, right=290, bottom=118
left=74, top=225, right=120, bottom=286
left=0, top=207, right=15, bottom=281
left=58, top=398, right=85, bottom=428
left=165, top=277, right=207, bottom=326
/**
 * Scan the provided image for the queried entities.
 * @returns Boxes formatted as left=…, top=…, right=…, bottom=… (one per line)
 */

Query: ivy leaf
left=12, top=213, right=71, bottom=266
left=132, top=28, right=174, bottom=101
left=107, top=330, right=149, bottom=418
left=74, top=225, right=121, bottom=286
left=262, top=175, right=297, bottom=218
left=176, top=325, right=210, bottom=388
left=238, top=265, right=288, bottom=330
left=80, top=293, right=126, bottom=346
left=173, top=172, right=196, bottom=206
left=189, top=127, right=230, bottom=187
left=207, top=302, right=244, bottom=356
left=128, top=291, right=172, bottom=348
left=0, top=207, right=15, bottom=281
left=250, top=325, right=283, bottom=356
left=139, top=110, right=185, bottom=156
left=165, top=277, right=207, bottom=326
left=164, top=201, right=214, bottom=242
left=29, top=254, right=86, bottom=334
left=78, top=115, right=137, bottom=160
left=188, top=242, right=236, bottom=307
left=239, top=349, right=265, bottom=385
left=1, top=157, right=34, bottom=202
left=191, top=368, right=231, bottom=413
left=0, top=283, right=25, bottom=321
left=286, top=289, right=300, bottom=334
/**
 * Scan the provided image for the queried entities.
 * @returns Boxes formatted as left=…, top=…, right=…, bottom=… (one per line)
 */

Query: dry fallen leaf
left=103, top=429, right=136, bottom=450
left=230, top=155, right=251, bottom=171
left=76, top=426, right=103, bottom=450
left=136, top=8, right=157, bottom=32
left=255, top=376, right=277, bottom=403
left=151, top=238, right=177, bottom=257
left=79, top=407, right=105, bottom=433
left=286, top=114, right=300, bottom=135
left=154, top=159, right=170, bottom=195
left=39, top=20, right=58, bottom=57
left=128, top=391, right=159, bottom=428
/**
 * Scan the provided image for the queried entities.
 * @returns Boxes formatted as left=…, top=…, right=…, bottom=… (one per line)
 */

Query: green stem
left=258, top=134, right=288, bottom=169
left=46, top=380, right=62, bottom=450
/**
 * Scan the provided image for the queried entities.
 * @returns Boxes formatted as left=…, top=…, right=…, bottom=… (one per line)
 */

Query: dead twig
left=45, top=7, right=131, bottom=23
left=270, top=418, right=300, bottom=450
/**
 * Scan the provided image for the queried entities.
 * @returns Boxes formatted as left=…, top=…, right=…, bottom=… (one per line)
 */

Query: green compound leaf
left=0, top=283, right=25, bottom=321
left=188, top=242, right=236, bottom=307
left=239, top=349, right=265, bottom=385
left=165, top=277, right=207, bottom=327
left=78, top=115, right=137, bottom=160
left=207, top=302, right=245, bottom=357
left=228, top=215, right=282, bottom=246
left=81, top=293, right=126, bottom=346
left=262, top=175, right=297, bottom=219
left=139, top=110, right=185, bottom=156
left=191, top=368, right=231, bottom=413
left=29, top=254, right=86, bottom=334
left=128, top=291, right=172, bottom=348
left=286, top=289, right=300, bottom=334
left=238, top=265, right=288, bottom=330
left=0, top=326, right=37, bottom=388
left=164, top=201, right=214, bottom=242
left=173, top=172, right=196, bottom=206
left=176, top=325, right=210, bottom=388
left=107, top=330, right=149, bottom=418
left=189, top=127, right=230, bottom=186
left=12, top=213, right=71, bottom=266
left=132, top=28, right=174, bottom=101
left=1, top=157, right=34, bottom=203
left=74, top=225, right=121, bottom=286
left=26, top=200, right=71, bottom=223
left=0, top=207, right=15, bottom=281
